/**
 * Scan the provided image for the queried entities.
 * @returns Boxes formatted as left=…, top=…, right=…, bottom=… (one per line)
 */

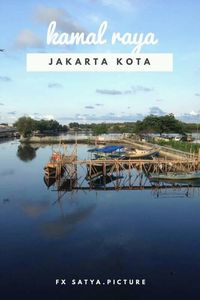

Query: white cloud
left=189, top=111, right=199, bottom=116
left=30, top=114, right=55, bottom=120
left=0, top=76, right=12, bottom=82
left=103, top=0, right=133, bottom=9
left=15, top=30, right=43, bottom=49
left=88, top=14, right=102, bottom=24
left=48, top=82, right=63, bottom=89
left=43, top=115, right=55, bottom=120
left=92, top=0, right=135, bottom=11
left=96, top=85, right=153, bottom=95
left=96, top=89, right=122, bottom=95
left=149, top=106, right=165, bottom=116
left=35, top=5, right=86, bottom=33
left=85, top=106, right=95, bottom=109
left=59, top=112, right=143, bottom=123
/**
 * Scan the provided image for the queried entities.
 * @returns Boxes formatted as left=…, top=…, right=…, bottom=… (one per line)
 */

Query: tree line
left=134, top=114, right=184, bottom=135
left=14, top=114, right=199, bottom=137
left=14, top=117, right=68, bottom=137
left=69, top=114, right=196, bottom=135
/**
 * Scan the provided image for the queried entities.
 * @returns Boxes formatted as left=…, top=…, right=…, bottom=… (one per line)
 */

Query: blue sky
left=0, top=0, right=200, bottom=124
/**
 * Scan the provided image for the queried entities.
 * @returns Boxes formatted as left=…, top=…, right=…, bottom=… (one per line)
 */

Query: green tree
left=14, top=117, right=36, bottom=137
left=36, top=119, right=60, bottom=132
left=92, top=123, right=108, bottom=135
left=135, top=114, right=184, bottom=135
left=69, top=122, right=80, bottom=129
left=159, top=114, right=184, bottom=134
left=61, top=124, right=69, bottom=131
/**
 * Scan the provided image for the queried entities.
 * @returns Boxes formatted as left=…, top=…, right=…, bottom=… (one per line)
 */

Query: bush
left=152, top=139, right=200, bottom=154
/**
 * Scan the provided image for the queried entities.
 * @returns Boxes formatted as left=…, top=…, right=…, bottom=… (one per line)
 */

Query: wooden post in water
left=89, top=161, right=92, bottom=179
left=103, top=162, right=106, bottom=176
left=128, top=160, right=131, bottom=186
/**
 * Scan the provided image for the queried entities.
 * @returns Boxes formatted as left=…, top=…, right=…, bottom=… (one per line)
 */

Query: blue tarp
left=88, top=145, right=124, bottom=153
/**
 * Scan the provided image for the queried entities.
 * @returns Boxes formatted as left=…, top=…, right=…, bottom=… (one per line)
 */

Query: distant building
left=0, top=125, right=18, bottom=138
left=0, top=123, right=9, bottom=128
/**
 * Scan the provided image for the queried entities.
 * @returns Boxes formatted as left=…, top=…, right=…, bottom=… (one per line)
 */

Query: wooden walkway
left=44, top=155, right=200, bottom=199
left=44, top=157, right=200, bottom=201
left=73, top=158, right=200, bottom=177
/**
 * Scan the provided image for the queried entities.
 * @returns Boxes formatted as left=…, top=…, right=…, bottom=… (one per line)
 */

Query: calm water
left=1, top=140, right=200, bottom=300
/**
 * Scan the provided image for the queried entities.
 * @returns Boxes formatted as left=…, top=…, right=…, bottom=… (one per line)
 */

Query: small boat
left=124, top=148, right=159, bottom=159
left=44, top=152, right=65, bottom=177
left=44, top=151, right=77, bottom=178
left=44, top=175, right=57, bottom=188
left=149, top=171, right=200, bottom=181
left=87, top=145, right=125, bottom=179
left=88, top=145, right=125, bottom=159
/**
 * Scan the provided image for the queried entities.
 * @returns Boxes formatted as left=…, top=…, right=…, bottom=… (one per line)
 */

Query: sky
left=0, top=0, right=200, bottom=124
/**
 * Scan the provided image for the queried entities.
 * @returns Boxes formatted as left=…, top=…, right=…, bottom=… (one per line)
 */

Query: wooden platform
left=74, top=158, right=200, bottom=175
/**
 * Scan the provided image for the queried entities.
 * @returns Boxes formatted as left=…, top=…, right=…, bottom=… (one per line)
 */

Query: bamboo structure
left=44, top=156, right=200, bottom=195
left=76, top=158, right=200, bottom=178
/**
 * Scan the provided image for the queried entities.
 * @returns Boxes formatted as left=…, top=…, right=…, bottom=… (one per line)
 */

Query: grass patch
left=152, top=140, right=200, bottom=154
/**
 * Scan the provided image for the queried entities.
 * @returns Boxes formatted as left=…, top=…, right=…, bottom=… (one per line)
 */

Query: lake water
left=1, top=140, right=200, bottom=300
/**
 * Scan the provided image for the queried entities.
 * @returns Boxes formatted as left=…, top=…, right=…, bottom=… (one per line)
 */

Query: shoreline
left=19, top=135, right=200, bottom=160
left=20, top=136, right=121, bottom=145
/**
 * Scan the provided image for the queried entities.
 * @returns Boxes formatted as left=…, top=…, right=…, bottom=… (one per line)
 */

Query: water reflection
left=0, top=168, right=15, bottom=177
left=41, top=203, right=96, bottom=239
left=22, top=200, right=50, bottom=218
left=44, top=172, right=200, bottom=200
left=2, top=141, right=200, bottom=299
left=2, top=198, right=10, bottom=204
left=151, top=186, right=192, bottom=198
left=17, top=144, right=38, bottom=162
